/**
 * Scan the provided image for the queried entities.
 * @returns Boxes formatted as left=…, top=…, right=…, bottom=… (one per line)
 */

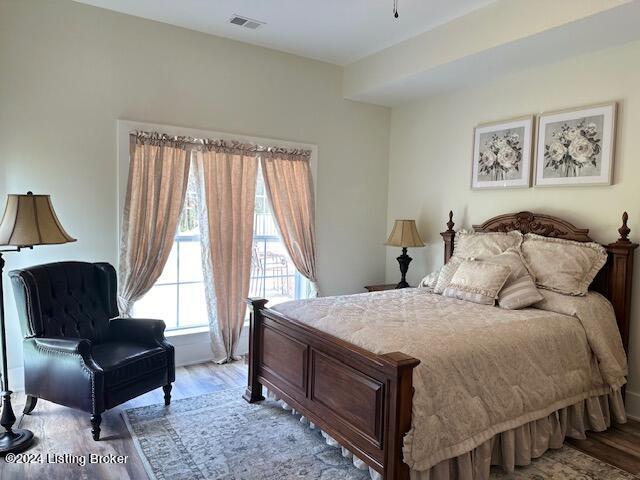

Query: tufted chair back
left=10, top=262, right=120, bottom=343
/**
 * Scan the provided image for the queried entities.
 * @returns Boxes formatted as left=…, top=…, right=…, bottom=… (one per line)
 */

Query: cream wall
left=0, top=0, right=390, bottom=382
left=386, top=39, right=640, bottom=415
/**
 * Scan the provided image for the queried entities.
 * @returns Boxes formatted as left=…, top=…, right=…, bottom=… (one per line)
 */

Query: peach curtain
left=261, top=153, right=319, bottom=294
left=118, top=134, right=191, bottom=315
left=196, top=146, right=258, bottom=363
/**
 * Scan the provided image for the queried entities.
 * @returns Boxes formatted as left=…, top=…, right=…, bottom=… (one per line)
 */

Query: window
left=249, top=168, right=311, bottom=306
left=133, top=169, right=208, bottom=330
left=134, top=161, right=311, bottom=331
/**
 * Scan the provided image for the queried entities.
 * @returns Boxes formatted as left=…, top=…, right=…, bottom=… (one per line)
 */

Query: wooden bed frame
left=244, top=211, right=637, bottom=479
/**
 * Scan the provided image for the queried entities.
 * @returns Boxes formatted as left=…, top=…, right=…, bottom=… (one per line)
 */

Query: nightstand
left=365, top=284, right=400, bottom=292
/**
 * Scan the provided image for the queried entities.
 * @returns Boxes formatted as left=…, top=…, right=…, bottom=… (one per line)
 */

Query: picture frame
left=534, top=102, right=616, bottom=187
left=471, top=116, right=534, bottom=190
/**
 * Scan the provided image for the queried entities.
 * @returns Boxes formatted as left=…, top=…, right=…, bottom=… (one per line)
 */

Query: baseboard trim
left=8, top=330, right=248, bottom=393
left=625, top=389, right=640, bottom=420
left=7, top=346, right=217, bottom=394
left=8, top=366, right=24, bottom=392
left=7, top=357, right=218, bottom=394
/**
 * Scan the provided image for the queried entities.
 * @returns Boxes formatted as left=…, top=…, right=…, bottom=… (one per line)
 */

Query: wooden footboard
left=243, top=298, right=420, bottom=480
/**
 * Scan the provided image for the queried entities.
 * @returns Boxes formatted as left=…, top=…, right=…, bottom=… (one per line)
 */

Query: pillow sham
left=419, top=269, right=441, bottom=289
left=453, top=230, right=523, bottom=260
left=442, top=260, right=511, bottom=305
left=521, top=233, right=607, bottom=296
left=433, top=257, right=463, bottom=294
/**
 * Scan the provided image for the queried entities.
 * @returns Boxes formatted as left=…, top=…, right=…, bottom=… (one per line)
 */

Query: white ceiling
left=347, top=1, right=640, bottom=106
left=73, top=0, right=494, bottom=65
left=343, top=0, right=640, bottom=107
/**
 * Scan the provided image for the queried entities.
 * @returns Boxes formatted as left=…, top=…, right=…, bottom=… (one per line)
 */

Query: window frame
left=151, top=234, right=207, bottom=331
left=249, top=233, right=306, bottom=302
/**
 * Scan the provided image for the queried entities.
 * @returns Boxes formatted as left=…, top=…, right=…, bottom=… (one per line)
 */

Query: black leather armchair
left=9, top=262, right=175, bottom=440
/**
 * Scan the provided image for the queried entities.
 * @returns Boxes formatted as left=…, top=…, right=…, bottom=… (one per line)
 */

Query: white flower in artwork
left=497, top=146, right=517, bottom=169
left=481, top=150, right=496, bottom=167
left=584, top=122, right=598, bottom=137
left=495, top=137, right=508, bottom=149
left=568, top=136, right=594, bottom=164
left=547, top=141, right=566, bottom=162
left=564, top=127, right=580, bottom=141
left=509, top=132, right=520, bottom=143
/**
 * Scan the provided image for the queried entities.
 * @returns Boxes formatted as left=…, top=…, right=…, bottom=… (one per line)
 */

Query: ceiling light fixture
left=393, top=0, right=399, bottom=19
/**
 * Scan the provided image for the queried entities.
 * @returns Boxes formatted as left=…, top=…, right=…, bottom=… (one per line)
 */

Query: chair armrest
left=34, top=337, right=92, bottom=357
left=25, top=338, right=104, bottom=414
left=109, top=317, right=175, bottom=383
left=108, top=317, right=167, bottom=344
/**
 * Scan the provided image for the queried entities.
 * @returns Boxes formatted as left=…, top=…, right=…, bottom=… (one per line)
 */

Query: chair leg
left=90, top=414, right=101, bottom=441
left=163, top=384, right=172, bottom=406
left=23, top=395, right=38, bottom=415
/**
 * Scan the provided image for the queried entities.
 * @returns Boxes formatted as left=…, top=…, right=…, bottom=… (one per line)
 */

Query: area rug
left=123, top=387, right=636, bottom=480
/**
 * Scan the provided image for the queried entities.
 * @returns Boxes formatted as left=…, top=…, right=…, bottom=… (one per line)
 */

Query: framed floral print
left=471, top=116, right=533, bottom=189
left=535, top=102, right=616, bottom=186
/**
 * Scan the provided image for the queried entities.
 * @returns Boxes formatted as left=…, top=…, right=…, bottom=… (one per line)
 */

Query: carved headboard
left=440, top=211, right=638, bottom=353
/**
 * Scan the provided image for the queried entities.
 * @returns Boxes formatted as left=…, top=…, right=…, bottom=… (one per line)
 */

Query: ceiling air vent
left=229, top=15, right=265, bottom=30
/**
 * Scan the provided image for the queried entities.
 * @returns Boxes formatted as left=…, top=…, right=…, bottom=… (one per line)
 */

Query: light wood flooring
left=1, top=362, right=639, bottom=479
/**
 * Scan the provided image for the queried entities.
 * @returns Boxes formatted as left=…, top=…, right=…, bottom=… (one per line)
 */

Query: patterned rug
left=123, top=387, right=636, bottom=480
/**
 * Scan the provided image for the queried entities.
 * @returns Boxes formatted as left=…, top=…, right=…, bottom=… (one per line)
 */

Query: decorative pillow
left=433, top=257, right=463, bottom=294
left=485, top=248, right=528, bottom=282
left=521, top=233, right=607, bottom=296
left=485, top=248, right=542, bottom=309
left=419, top=269, right=441, bottom=289
left=497, top=275, right=543, bottom=310
left=442, top=260, right=511, bottom=305
left=453, top=230, right=523, bottom=260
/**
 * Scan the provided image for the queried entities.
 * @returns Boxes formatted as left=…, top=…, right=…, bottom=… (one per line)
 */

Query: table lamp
left=0, top=192, right=76, bottom=454
left=385, top=219, right=425, bottom=289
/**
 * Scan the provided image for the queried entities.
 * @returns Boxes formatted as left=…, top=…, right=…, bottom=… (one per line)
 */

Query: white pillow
left=498, top=275, right=543, bottom=310
left=453, top=230, right=523, bottom=260
left=442, top=259, right=512, bottom=305
left=521, top=233, right=607, bottom=296
left=434, top=257, right=463, bottom=294
left=418, top=269, right=441, bottom=289
left=485, top=248, right=543, bottom=309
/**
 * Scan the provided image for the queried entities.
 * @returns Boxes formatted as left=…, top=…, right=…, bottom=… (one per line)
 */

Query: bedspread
left=272, top=288, right=627, bottom=472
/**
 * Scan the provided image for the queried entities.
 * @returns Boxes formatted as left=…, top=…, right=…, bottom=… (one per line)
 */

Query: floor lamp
left=0, top=192, right=76, bottom=454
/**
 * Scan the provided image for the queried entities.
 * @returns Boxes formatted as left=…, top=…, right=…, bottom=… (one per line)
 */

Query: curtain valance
left=259, top=148, right=311, bottom=162
left=131, top=131, right=311, bottom=161
left=130, top=131, right=192, bottom=149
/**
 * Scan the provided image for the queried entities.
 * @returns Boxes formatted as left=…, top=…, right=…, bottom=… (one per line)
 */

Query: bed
left=242, top=211, right=637, bottom=479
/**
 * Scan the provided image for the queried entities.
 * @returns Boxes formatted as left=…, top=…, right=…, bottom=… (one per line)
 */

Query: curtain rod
left=130, top=130, right=312, bottom=159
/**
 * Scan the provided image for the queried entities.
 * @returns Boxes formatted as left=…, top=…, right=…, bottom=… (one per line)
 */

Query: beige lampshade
left=0, top=192, right=76, bottom=247
left=385, top=219, right=425, bottom=248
